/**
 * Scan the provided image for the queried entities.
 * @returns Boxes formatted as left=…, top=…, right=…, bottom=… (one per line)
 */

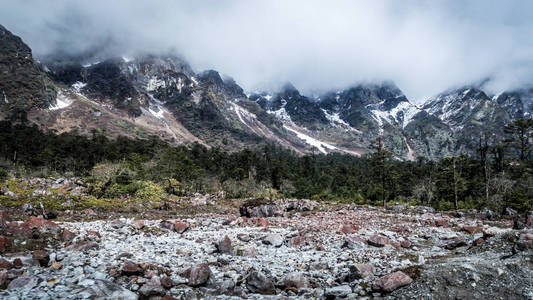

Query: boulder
left=7, top=275, right=40, bottom=290
left=246, top=271, right=276, bottom=294
left=0, top=258, right=13, bottom=270
left=367, top=235, right=391, bottom=247
left=216, top=235, right=233, bottom=254
left=122, top=261, right=143, bottom=276
left=78, top=279, right=138, bottom=299
left=503, top=207, right=517, bottom=216
left=281, top=272, right=308, bottom=291
left=32, top=250, right=50, bottom=267
left=324, top=285, right=352, bottom=299
left=444, top=238, right=467, bottom=250
left=342, top=235, right=366, bottom=249
left=187, top=263, right=213, bottom=287
left=262, top=233, right=284, bottom=247
left=173, top=221, right=189, bottom=234
left=0, top=236, right=12, bottom=253
left=139, top=277, right=165, bottom=297
left=372, top=271, right=413, bottom=293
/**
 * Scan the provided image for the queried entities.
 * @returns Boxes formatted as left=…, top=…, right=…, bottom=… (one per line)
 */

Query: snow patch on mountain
left=284, top=125, right=337, bottom=154
left=49, top=91, right=72, bottom=110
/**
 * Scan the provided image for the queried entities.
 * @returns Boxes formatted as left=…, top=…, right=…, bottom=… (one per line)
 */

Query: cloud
left=2, top=0, right=533, bottom=102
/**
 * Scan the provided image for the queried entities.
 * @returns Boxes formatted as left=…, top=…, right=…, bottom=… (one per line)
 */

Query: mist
left=2, top=0, right=533, bottom=102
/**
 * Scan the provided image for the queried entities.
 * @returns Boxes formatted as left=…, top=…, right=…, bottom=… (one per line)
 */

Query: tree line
left=0, top=118, right=531, bottom=212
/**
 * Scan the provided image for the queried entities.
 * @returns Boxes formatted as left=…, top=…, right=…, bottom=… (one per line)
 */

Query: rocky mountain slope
left=1, top=24, right=532, bottom=160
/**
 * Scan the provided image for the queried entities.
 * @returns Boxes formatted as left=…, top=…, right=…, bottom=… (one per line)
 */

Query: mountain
left=0, top=24, right=531, bottom=160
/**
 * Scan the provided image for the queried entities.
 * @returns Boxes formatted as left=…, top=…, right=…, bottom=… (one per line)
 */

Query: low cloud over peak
left=2, top=0, right=533, bottom=102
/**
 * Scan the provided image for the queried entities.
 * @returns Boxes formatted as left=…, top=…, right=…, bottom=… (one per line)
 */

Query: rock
left=444, top=238, right=467, bottom=250
left=342, top=235, right=366, bottom=249
left=324, top=285, right=352, bottom=299
left=473, top=237, right=485, bottom=246
left=61, top=229, right=76, bottom=242
left=263, top=233, right=284, bottom=247
left=415, top=206, right=435, bottom=213
left=503, top=207, right=517, bottom=216
left=1, top=188, right=15, bottom=198
left=160, top=276, right=173, bottom=289
left=337, top=264, right=375, bottom=283
left=51, top=262, right=62, bottom=270
left=0, top=211, right=10, bottom=229
left=162, top=295, right=176, bottom=300
left=122, top=261, right=143, bottom=276
left=516, top=233, right=533, bottom=251
left=237, top=233, right=251, bottom=242
left=367, top=235, right=390, bottom=247
left=481, top=208, right=495, bottom=220
left=173, top=221, right=189, bottom=234
left=188, top=263, right=213, bottom=287
left=372, top=271, right=413, bottom=293
left=0, top=258, right=13, bottom=270
left=0, top=271, right=7, bottom=286
left=216, top=235, right=233, bottom=254
left=354, top=264, right=376, bottom=278
left=387, top=204, right=407, bottom=212
left=139, top=277, right=165, bottom=297
left=401, top=240, right=412, bottom=248
left=281, top=272, right=308, bottom=291
left=513, top=216, right=526, bottom=230
left=218, top=279, right=235, bottom=295
left=246, top=271, right=276, bottom=294
left=463, top=226, right=482, bottom=234
left=341, top=224, right=357, bottom=234
left=32, top=250, right=50, bottom=267
left=13, top=258, right=22, bottom=268
left=0, top=236, right=12, bottom=252
left=78, top=279, right=138, bottom=299
left=527, top=211, right=533, bottom=227
left=435, top=219, right=449, bottom=227
left=111, top=219, right=125, bottom=229
left=8, top=275, right=40, bottom=290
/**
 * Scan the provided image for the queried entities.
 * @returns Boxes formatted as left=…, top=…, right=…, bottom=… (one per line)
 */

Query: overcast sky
left=2, top=0, right=533, bottom=102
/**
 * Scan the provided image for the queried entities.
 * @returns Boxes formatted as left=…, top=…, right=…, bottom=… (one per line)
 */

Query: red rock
left=32, top=250, right=50, bottom=267
left=145, top=270, right=158, bottom=279
left=244, top=247, right=257, bottom=257
left=289, top=235, right=306, bottom=247
left=12, top=258, right=22, bottom=268
left=0, top=258, right=13, bottom=270
left=133, top=220, right=145, bottom=229
left=122, top=261, right=144, bottom=276
left=23, top=217, right=59, bottom=232
left=0, top=236, right=12, bottom=253
left=521, top=233, right=533, bottom=241
left=463, top=226, right=482, bottom=234
left=61, top=229, right=76, bottom=242
left=162, top=295, right=177, bottom=300
left=216, top=235, right=233, bottom=254
left=367, top=235, right=390, bottom=247
left=390, top=241, right=401, bottom=250
left=188, top=263, right=212, bottom=287
left=341, top=224, right=358, bottom=234
left=372, top=271, right=413, bottom=292
left=473, top=237, right=484, bottom=246
left=161, top=276, right=173, bottom=289
left=435, top=219, right=448, bottom=227
left=173, top=221, right=189, bottom=234
left=343, top=235, right=367, bottom=249
left=400, top=240, right=412, bottom=248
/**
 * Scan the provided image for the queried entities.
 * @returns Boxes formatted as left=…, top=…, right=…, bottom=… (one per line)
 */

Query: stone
left=78, top=279, right=138, bottom=299
left=387, top=204, right=407, bottom=212
left=237, top=233, right=251, bottom=242
left=372, top=271, right=413, bottom=293
left=162, top=295, right=177, bottom=300
left=0, top=271, right=7, bottom=286
left=367, top=235, right=390, bottom=247
left=341, top=224, right=357, bottom=234
left=324, top=285, right=352, bottom=298
left=13, top=258, right=22, bottom=268
left=32, top=250, right=50, bottom=267
left=342, top=235, right=366, bottom=249
left=0, top=258, right=13, bottom=270
left=400, top=240, right=412, bottom=248
left=444, top=238, right=467, bottom=250
left=0, top=236, right=12, bottom=253
left=503, top=207, right=517, bottom=216
left=354, top=264, right=376, bottom=278
left=111, top=219, right=125, bottom=229
left=463, top=226, right=482, bottom=234
left=281, top=272, right=308, bottom=291
left=61, top=229, right=76, bottom=242
left=473, top=237, right=484, bottom=246
left=139, top=277, right=165, bottom=297
left=51, top=262, right=62, bottom=270
left=188, top=263, right=212, bottom=287
left=435, top=219, right=449, bottom=227
left=160, top=276, right=173, bottom=289
left=246, top=271, right=276, bottom=294
left=262, top=233, right=284, bottom=247
left=173, top=221, right=189, bottom=234
left=122, top=261, right=143, bottom=276
left=8, top=275, right=40, bottom=290
left=216, top=235, right=233, bottom=254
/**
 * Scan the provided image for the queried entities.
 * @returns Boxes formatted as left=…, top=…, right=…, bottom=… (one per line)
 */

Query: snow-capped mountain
left=0, top=24, right=531, bottom=160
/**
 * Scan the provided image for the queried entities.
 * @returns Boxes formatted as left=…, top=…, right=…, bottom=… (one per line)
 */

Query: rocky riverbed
left=0, top=200, right=532, bottom=299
